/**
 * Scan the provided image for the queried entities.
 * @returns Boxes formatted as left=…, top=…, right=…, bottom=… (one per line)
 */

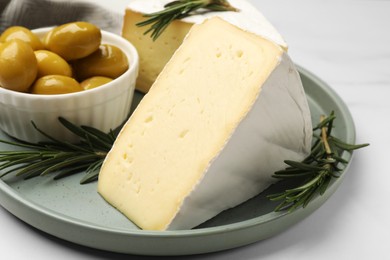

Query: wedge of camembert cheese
left=98, top=17, right=312, bottom=231
left=122, top=0, right=288, bottom=93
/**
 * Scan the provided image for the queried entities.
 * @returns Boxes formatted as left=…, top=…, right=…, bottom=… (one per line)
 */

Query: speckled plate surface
left=0, top=66, right=356, bottom=256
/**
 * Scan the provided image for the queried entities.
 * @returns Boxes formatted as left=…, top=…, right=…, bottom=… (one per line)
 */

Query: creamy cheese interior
left=122, top=10, right=192, bottom=93
left=98, top=17, right=283, bottom=231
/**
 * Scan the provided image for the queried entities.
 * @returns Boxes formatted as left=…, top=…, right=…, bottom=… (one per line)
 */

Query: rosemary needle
left=0, top=118, right=115, bottom=184
left=268, top=111, right=369, bottom=213
left=136, top=0, right=238, bottom=40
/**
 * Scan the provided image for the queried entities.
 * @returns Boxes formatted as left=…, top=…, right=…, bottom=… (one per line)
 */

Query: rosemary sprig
left=0, top=118, right=115, bottom=184
left=136, top=0, right=238, bottom=40
left=268, top=111, right=369, bottom=213
left=0, top=111, right=369, bottom=214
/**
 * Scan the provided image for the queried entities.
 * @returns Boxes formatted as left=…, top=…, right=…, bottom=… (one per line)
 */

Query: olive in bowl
left=0, top=39, right=38, bottom=92
left=0, top=25, right=139, bottom=142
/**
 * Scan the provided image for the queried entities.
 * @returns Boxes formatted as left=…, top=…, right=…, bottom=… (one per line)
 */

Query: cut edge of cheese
left=99, top=17, right=312, bottom=231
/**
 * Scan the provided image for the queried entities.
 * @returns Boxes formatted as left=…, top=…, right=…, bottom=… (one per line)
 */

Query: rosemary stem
left=95, top=151, right=108, bottom=158
left=214, top=0, right=238, bottom=11
left=320, top=115, right=332, bottom=156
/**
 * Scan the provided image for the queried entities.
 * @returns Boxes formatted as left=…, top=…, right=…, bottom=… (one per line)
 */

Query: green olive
left=0, top=39, right=38, bottom=92
left=31, top=75, right=83, bottom=94
left=81, top=76, right=113, bottom=90
left=0, top=26, right=44, bottom=50
left=44, top=22, right=101, bottom=61
left=35, top=50, right=73, bottom=78
left=73, top=44, right=129, bottom=80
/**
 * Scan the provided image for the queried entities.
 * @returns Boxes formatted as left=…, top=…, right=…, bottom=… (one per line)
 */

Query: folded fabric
left=0, top=0, right=122, bottom=34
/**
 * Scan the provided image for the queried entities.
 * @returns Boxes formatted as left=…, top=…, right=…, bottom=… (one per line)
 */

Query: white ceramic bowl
left=0, top=27, right=139, bottom=142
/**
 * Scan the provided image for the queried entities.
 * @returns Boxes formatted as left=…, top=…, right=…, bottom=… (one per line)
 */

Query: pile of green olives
left=0, top=22, right=129, bottom=94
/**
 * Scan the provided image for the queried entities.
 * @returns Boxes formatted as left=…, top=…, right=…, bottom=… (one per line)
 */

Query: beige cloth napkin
left=0, top=0, right=122, bottom=34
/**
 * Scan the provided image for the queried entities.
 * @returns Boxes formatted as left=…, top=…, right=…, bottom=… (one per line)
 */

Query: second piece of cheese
left=99, top=17, right=312, bottom=231
left=122, top=0, right=287, bottom=93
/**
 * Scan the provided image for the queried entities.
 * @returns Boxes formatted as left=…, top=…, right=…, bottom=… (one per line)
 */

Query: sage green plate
left=0, top=67, right=356, bottom=256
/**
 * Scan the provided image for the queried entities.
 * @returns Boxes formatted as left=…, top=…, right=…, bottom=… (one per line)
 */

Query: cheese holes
left=145, top=115, right=154, bottom=123
left=179, top=129, right=189, bottom=138
left=122, top=153, right=134, bottom=164
left=236, top=50, right=243, bottom=58
left=179, top=57, right=191, bottom=74
left=126, top=172, right=133, bottom=181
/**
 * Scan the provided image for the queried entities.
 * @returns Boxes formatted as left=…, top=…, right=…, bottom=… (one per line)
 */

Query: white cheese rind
left=127, top=0, right=287, bottom=49
left=167, top=53, right=312, bottom=230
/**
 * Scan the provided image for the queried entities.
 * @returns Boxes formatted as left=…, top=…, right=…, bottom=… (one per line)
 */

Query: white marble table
left=1, top=0, right=389, bottom=259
